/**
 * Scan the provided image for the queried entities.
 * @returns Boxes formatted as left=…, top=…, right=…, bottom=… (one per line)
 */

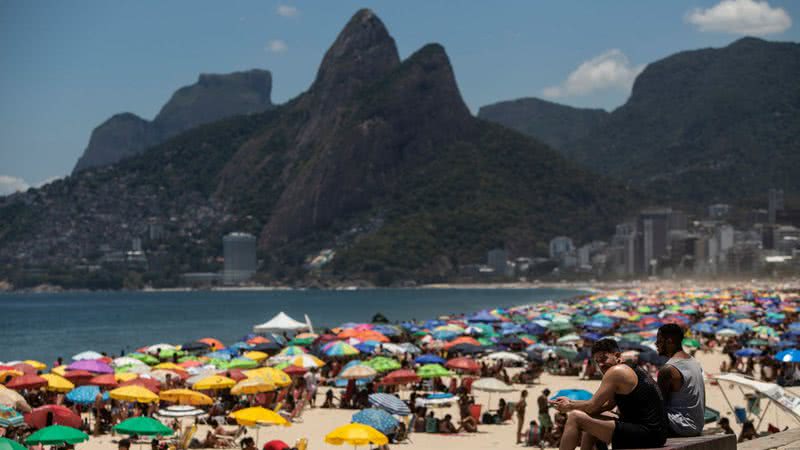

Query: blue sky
left=1, top=0, right=798, bottom=193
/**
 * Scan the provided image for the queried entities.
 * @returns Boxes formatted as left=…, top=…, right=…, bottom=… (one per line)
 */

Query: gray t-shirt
left=664, top=356, right=705, bottom=436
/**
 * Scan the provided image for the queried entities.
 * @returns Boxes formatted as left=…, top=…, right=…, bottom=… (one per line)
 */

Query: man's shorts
left=612, top=421, right=666, bottom=449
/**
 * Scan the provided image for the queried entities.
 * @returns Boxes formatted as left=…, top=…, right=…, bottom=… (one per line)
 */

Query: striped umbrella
left=368, top=393, right=411, bottom=416
left=323, top=342, right=360, bottom=357
left=0, top=406, right=24, bottom=428
left=352, top=409, right=399, bottom=435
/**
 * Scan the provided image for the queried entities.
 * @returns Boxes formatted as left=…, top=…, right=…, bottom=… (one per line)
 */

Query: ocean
left=0, top=287, right=583, bottom=365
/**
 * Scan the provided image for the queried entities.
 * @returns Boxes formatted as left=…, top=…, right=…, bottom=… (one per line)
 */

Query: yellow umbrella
left=115, top=373, right=138, bottom=383
left=41, top=374, right=74, bottom=393
left=109, top=385, right=159, bottom=403
left=0, top=370, right=23, bottom=383
left=242, top=351, right=268, bottom=362
left=228, top=407, right=289, bottom=427
left=231, top=377, right=276, bottom=396
left=23, top=360, right=47, bottom=371
left=193, top=375, right=235, bottom=391
left=51, top=366, right=68, bottom=376
left=159, top=389, right=213, bottom=406
left=324, top=423, right=388, bottom=446
left=243, top=368, right=291, bottom=387
left=153, top=363, right=184, bottom=371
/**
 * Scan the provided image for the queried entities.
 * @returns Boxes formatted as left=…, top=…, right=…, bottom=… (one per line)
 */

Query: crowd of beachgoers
left=2, top=285, right=800, bottom=450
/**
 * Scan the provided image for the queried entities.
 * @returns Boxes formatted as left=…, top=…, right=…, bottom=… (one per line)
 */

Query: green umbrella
left=622, top=333, right=644, bottom=343
left=130, top=353, right=159, bottom=365
left=289, top=337, right=314, bottom=346
left=178, top=355, right=200, bottom=363
left=555, top=347, right=578, bottom=361
left=225, top=358, right=259, bottom=370
left=114, top=417, right=174, bottom=436
left=477, top=337, right=493, bottom=346
left=0, top=437, right=26, bottom=450
left=547, top=322, right=574, bottom=332
left=159, top=349, right=186, bottom=359
left=25, top=425, right=89, bottom=446
left=747, top=339, right=769, bottom=347
left=682, top=338, right=700, bottom=349
left=364, top=357, right=401, bottom=373
left=416, top=364, right=454, bottom=378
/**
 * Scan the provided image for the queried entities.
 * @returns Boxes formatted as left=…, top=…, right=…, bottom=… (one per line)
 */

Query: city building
left=549, top=236, right=574, bottom=260
left=223, top=232, right=257, bottom=285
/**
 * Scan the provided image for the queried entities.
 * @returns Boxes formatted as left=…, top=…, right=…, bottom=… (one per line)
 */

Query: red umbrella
left=63, top=370, right=94, bottom=386
left=6, top=374, right=47, bottom=390
left=119, top=378, right=160, bottom=393
left=283, top=366, right=307, bottom=377
left=89, top=374, right=118, bottom=388
left=445, top=357, right=479, bottom=373
left=11, top=363, right=36, bottom=376
left=381, top=369, right=420, bottom=385
left=225, top=370, right=247, bottom=382
left=24, top=405, right=82, bottom=429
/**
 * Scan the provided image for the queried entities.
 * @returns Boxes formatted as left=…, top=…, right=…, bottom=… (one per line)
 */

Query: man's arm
left=657, top=365, right=682, bottom=404
left=557, top=365, right=625, bottom=415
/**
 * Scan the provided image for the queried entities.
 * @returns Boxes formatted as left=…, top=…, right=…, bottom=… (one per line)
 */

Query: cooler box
left=469, top=404, right=482, bottom=422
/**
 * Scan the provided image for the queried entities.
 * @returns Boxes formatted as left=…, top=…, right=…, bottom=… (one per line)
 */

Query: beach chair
left=272, top=402, right=283, bottom=413
left=175, top=425, right=196, bottom=450
left=280, top=398, right=306, bottom=423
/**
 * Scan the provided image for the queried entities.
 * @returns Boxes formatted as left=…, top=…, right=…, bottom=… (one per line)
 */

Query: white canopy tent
left=711, top=373, right=800, bottom=430
left=253, top=312, right=310, bottom=333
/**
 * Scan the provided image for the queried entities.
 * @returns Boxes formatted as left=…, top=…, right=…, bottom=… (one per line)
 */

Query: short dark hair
left=592, top=339, right=620, bottom=355
left=659, top=324, right=685, bottom=344
left=119, top=439, right=131, bottom=449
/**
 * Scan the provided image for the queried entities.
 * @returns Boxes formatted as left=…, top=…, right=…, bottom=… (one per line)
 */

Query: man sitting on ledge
left=551, top=338, right=668, bottom=450
left=657, top=324, right=705, bottom=437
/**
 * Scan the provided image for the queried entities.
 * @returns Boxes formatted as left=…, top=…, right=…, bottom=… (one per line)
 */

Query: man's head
left=118, top=439, right=131, bottom=450
left=656, top=324, right=685, bottom=357
left=542, top=388, right=551, bottom=396
left=521, top=390, right=528, bottom=398
left=591, top=339, right=622, bottom=373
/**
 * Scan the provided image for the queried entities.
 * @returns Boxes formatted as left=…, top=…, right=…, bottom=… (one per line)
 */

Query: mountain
left=72, top=69, right=273, bottom=173
left=481, top=38, right=800, bottom=204
left=477, top=98, right=608, bottom=150
left=0, top=9, right=636, bottom=287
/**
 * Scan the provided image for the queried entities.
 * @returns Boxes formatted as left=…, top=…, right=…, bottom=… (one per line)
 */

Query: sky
left=1, top=0, right=798, bottom=194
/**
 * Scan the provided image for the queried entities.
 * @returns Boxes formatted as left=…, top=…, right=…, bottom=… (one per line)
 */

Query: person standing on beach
left=516, top=390, right=529, bottom=444
left=551, top=339, right=667, bottom=450
left=656, top=324, right=705, bottom=437
left=538, top=388, right=552, bottom=444
left=304, top=368, right=319, bottom=407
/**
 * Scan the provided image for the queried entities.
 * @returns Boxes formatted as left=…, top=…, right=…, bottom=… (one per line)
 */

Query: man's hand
left=549, top=397, right=572, bottom=413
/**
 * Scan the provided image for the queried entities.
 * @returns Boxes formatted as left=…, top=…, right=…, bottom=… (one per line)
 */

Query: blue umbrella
left=66, top=386, right=109, bottom=405
left=352, top=408, right=399, bottom=434
left=691, top=323, right=715, bottom=334
left=334, top=360, right=370, bottom=387
left=550, top=389, right=592, bottom=401
left=368, top=393, right=411, bottom=416
left=432, top=331, right=460, bottom=341
left=415, top=354, right=445, bottom=365
left=735, top=348, right=762, bottom=357
left=0, top=406, right=24, bottom=428
left=469, top=311, right=499, bottom=323
left=775, top=349, right=800, bottom=363
left=523, top=323, right=547, bottom=335
left=205, top=351, right=232, bottom=360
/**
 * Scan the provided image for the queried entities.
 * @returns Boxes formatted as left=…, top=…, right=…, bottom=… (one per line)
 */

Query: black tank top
left=614, top=364, right=668, bottom=432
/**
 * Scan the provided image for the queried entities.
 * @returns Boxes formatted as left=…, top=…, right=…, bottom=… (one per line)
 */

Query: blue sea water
left=0, top=288, right=583, bottom=365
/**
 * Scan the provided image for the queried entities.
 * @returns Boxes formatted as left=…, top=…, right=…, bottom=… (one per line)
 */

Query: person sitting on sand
left=458, top=415, right=478, bottom=433
left=739, top=421, right=758, bottom=442
left=321, top=389, right=335, bottom=408
left=425, top=411, right=438, bottom=433
left=413, top=407, right=426, bottom=433
left=657, top=324, right=705, bottom=437
left=718, top=418, right=735, bottom=435
left=551, top=338, right=668, bottom=450
left=438, top=414, right=457, bottom=434
left=523, top=420, right=540, bottom=447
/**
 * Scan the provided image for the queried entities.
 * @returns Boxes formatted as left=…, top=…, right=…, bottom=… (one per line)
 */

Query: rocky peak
left=310, top=9, right=400, bottom=108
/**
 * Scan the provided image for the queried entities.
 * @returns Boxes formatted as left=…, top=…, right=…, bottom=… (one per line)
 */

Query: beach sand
left=74, top=348, right=800, bottom=450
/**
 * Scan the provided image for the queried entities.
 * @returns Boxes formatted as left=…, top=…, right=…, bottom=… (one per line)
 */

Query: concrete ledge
left=738, top=429, right=800, bottom=450
left=626, top=434, right=736, bottom=450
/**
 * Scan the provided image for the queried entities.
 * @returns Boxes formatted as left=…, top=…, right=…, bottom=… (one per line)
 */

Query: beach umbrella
left=231, top=378, right=277, bottom=395
left=682, top=338, right=700, bottom=349
left=71, top=351, right=103, bottom=361
left=159, top=389, right=213, bottom=405
left=352, top=409, right=399, bottom=435
left=278, top=346, right=307, bottom=356
left=472, top=377, right=514, bottom=393
left=243, top=351, right=268, bottom=362
left=775, top=349, right=800, bottom=363
left=550, top=389, right=592, bottom=401
left=0, top=406, right=24, bottom=428
left=447, top=343, right=483, bottom=355
left=416, top=364, right=454, bottom=379
left=363, top=357, right=400, bottom=373
left=153, top=362, right=184, bottom=371
left=284, top=355, right=324, bottom=369
left=193, top=375, right=235, bottom=391
left=0, top=387, right=30, bottom=412
left=62, top=370, right=94, bottom=386
left=179, top=342, right=210, bottom=353
left=368, top=393, right=411, bottom=416
left=88, top=373, right=118, bottom=389
left=65, top=386, right=108, bottom=405
left=243, top=368, right=291, bottom=387
left=735, top=348, right=762, bottom=357
left=414, top=354, right=445, bottom=365
left=109, top=385, right=159, bottom=403
left=324, top=342, right=360, bottom=357
left=40, top=374, right=74, bottom=393
left=129, top=353, right=159, bottom=365
left=197, top=338, right=225, bottom=350
left=339, top=365, right=378, bottom=380
left=445, top=357, right=479, bottom=373
left=325, top=423, right=388, bottom=447
left=486, top=351, right=525, bottom=363
left=25, top=425, right=89, bottom=446
left=66, top=360, right=113, bottom=374
left=556, top=334, right=582, bottom=345
left=6, top=374, right=47, bottom=391
left=282, top=365, right=307, bottom=377
left=24, top=405, right=82, bottom=429
left=145, top=344, right=177, bottom=354
left=226, top=358, right=259, bottom=370
left=156, top=405, right=206, bottom=419
left=23, top=360, right=47, bottom=371
left=119, top=377, right=161, bottom=393
left=229, top=407, right=290, bottom=427
left=114, top=417, right=174, bottom=436
left=0, top=370, right=23, bottom=384
left=112, top=357, right=148, bottom=368
left=0, top=437, right=26, bottom=450
left=9, top=364, right=35, bottom=376
left=715, top=328, right=740, bottom=338
left=380, top=369, right=420, bottom=385
left=747, top=339, right=770, bottom=347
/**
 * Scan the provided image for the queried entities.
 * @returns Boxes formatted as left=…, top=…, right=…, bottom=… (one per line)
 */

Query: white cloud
left=276, top=5, right=299, bottom=17
left=543, top=49, right=645, bottom=99
left=686, top=0, right=791, bottom=35
left=35, top=176, right=63, bottom=188
left=0, top=175, right=30, bottom=196
left=266, top=39, right=288, bottom=53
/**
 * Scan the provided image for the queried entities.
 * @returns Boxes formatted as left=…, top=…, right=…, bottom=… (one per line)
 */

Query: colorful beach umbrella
left=25, top=425, right=89, bottom=446
left=380, top=369, right=420, bottom=385
left=775, top=349, right=800, bottom=363
left=550, top=389, right=592, bottom=401
left=229, top=407, right=290, bottom=427
left=0, top=406, right=24, bottom=428
left=24, top=405, right=81, bottom=429
left=40, top=374, right=74, bottom=393
left=159, top=389, right=213, bottom=406
left=368, top=393, right=411, bottom=416
left=6, top=374, right=47, bottom=391
left=0, top=437, right=26, bottom=450
left=325, top=423, right=388, bottom=447
left=338, top=365, right=377, bottom=380
left=109, top=385, right=159, bottom=403
left=363, top=357, right=400, bottom=373
left=231, top=378, right=276, bottom=395
left=243, top=368, right=292, bottom=387
left=66, top=360, right=113, bottom=374
left=65, top=386, right=108, bottom=405
left=352, top=408, right=398, bottom=435
left=193, top=375, right=235, bottom=391
left=416, top=364, right=454, bottom=379
left=71, top=351, right=103, bottom=361
left=114, top=417, right=174, bottom=436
